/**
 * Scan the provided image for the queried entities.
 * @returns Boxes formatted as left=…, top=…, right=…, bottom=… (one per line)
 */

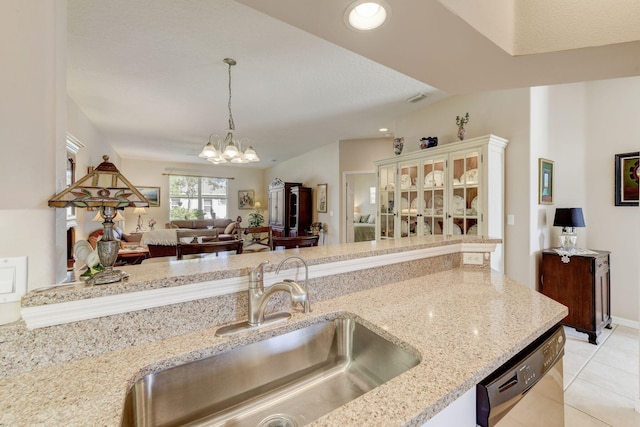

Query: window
left=169, top=176, right=228, bottom=220
left=370, top=187, right=376, bottom=204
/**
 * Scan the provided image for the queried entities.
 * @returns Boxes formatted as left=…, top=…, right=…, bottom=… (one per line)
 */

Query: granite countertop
left=0, top=267, right=567, bottom=426
left=22, top=235, right=498, bottom=307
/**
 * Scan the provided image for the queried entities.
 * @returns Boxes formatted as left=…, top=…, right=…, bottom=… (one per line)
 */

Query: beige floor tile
left=612, top=325, right=639, bottom=339
left=564, top=352, right=590, bottom=390
left=564, top=405, right=612, bottom=427
left=578, top=359, right=640, bottom=400
left=565, top=336, right=601, bottom=360
left=604, top=332, right=640, bottom=355
left=591, top=345, right=639, bottom=376
left=565, top=377, right=640, bottom=427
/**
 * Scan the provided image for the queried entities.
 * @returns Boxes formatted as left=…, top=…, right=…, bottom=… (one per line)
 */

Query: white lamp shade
left=199, top=142, right=217, bottom=158
left=244, top=146, right=259, bottom=162
left=92, top=210, right=125, bottom=222
left=223, top=143, right=239, bottom=159
left=133, top=207, right=147, bottom=215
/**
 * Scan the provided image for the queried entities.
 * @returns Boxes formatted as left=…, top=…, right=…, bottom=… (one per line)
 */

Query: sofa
left=165, top=218, right=238, bottom=241
left=143, top=218, right=241, bottom=258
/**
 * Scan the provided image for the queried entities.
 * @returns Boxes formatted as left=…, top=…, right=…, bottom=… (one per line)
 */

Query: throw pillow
left=223, top=222, right=236, bottom=234
left=367, top=214, right=375, bottom=224
left=354, top=213, right=362, bottom=223
left=360, top=214, right=370, bottom=223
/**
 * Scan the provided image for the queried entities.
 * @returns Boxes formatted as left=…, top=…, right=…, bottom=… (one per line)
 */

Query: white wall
left=584, top=77, right=640, bottom=323
left=119, top=159, right=264, bottom=232
left=529, top=83, right=589, bottom=286
left=265, top=142, right=340, bottom=245
left=530, top=78, right=640, bottom=324
left=0, top=1, right=66, bottom=323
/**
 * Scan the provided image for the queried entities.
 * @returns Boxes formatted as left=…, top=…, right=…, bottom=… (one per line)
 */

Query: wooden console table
left=540, top=249, right=611, bottom=344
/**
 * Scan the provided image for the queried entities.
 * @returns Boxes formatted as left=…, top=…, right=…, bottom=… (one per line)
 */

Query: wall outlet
left=463, top=253, right=484, bottom=265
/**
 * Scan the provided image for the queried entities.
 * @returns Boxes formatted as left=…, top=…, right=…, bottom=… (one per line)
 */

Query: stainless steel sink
left=121, top=316, right=420, bottom=426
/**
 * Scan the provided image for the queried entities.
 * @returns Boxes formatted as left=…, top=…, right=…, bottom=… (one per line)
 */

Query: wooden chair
left=242, top=226, right=272, bottom=251
left=271, top=235, right=319, bottom=250
left=176, top=239, right=243, bottom=260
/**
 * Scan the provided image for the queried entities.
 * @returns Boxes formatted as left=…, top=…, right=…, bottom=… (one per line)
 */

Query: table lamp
left=133, top=207, right=147, bottom=232
left=49, top=155, right=149, bottom=285
left=553, top=208, right=586, bottom=249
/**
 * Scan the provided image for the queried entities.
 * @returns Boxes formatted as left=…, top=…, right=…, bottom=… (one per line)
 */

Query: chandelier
left=199, top=58, right=259, bottom=164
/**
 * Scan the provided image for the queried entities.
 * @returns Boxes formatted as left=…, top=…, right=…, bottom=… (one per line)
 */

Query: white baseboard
left=611, top=316, right=639, bottom=330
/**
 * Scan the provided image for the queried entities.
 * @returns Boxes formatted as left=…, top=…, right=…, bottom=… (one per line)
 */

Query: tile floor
left=564, top=324, right=640, bottom=426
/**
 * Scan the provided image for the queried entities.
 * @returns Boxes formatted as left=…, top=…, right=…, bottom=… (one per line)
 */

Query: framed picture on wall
left=136, top=186, right=160, bottom=207
left=238, top=190, right=255, bottom=209
left=538, top=158, right=554, bottom=205
left=614, top=152, right=639, bottom=206
left=317, top=184, right=327, bottom=213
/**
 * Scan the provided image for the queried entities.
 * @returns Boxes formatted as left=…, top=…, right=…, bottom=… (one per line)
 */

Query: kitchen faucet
left=248, top=257, right=310, bottom=326
left=215, top=257, right=310, bottom=336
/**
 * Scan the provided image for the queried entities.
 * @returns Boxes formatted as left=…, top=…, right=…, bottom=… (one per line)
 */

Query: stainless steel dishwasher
left=477, top=324, right=565, bottom=427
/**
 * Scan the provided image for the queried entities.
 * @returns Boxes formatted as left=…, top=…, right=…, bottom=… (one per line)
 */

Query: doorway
left=344, top=171, right=377, bottom=243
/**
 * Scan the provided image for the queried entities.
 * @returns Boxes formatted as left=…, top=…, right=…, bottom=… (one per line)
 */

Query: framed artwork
left=614, top=152, right=639, bottom=206
left=136, top=186, right=160, bottom=207
left=538, top=158, right=554, bottom=205
left=317, top=184, right=327, bottom=213
left=238, top=190, right=255, bottom=209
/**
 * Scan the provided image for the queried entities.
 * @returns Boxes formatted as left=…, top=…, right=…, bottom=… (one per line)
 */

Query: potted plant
left=248, top=209, right=264, bottom=228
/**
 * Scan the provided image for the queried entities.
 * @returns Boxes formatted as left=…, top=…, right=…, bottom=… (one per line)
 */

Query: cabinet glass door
left=378, top=164, right=396, bottom=239
left=451, top=150, right=479, bottom=235
left=398, top=161, right=419, bottom=237
left=422, top=157, right=446, bottom=235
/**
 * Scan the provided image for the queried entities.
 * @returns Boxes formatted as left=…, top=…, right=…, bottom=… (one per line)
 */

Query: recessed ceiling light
left=379, top=127, right=388, bottom=132
left=345, top=1, right=391, bottom=31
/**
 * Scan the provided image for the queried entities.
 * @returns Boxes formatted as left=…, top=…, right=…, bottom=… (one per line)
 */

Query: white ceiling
left=67, top=0, right=640, bottom=168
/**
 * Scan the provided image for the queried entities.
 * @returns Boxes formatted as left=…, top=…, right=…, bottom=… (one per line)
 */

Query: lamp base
left=559, top=232, right=578, bottom=250
left=85, top=267, right=129, bottom=286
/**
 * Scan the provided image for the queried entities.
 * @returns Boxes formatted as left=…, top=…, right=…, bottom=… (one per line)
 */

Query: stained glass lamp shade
left=49, top=155, right=149, bottom=285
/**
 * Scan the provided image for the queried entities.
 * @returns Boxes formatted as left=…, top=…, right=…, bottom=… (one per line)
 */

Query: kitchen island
left=0, top=236, right=567, bottom=426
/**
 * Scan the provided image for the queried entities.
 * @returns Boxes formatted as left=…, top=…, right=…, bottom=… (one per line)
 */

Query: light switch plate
left=0, top=256, right=28, bottom=303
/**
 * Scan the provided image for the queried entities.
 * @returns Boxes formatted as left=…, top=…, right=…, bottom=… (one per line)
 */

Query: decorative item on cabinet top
left=419, top=136, right=438, bottom=149
left=455, top=112, right=469, bottom=141
left=393, top=137, right=404, bottom=155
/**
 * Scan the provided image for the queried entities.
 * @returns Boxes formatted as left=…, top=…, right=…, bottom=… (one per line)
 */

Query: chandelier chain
left=227, top=60, right=235, bottom=131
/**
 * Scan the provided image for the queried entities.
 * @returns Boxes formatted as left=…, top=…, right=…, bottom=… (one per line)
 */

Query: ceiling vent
left=405, top=93, right=428, bottom=103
